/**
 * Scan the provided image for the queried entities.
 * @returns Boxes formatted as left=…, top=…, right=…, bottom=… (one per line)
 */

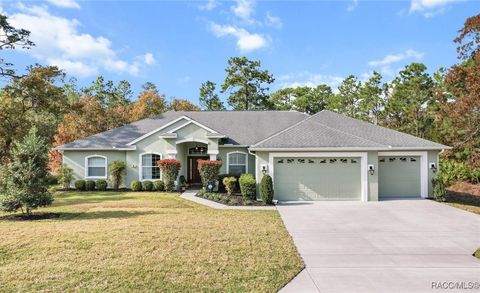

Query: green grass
left=0, top=191, right=303, bottom=292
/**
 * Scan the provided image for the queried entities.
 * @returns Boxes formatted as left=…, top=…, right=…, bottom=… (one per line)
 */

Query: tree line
left=0, top=13, right=479, bottom=176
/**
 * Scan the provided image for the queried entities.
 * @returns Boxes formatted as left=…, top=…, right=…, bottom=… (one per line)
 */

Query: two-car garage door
left=274, top=157, right=362, bottom=201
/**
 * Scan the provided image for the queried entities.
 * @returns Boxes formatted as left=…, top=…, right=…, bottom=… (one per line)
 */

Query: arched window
left=140, top=153, right=162, bottom=180
left=227, top=152, right=248, bottom=175
left=85, top=155, right=107, bottom=179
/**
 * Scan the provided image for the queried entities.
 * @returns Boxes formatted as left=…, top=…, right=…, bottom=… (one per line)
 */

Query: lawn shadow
left=52, top=193, right=139, bottom=208
left=57, top=210, right=159, bottom=221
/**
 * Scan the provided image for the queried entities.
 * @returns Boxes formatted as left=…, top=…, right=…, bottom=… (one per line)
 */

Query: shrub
left=75, top=180, right=86, bottom=191
left=96, top=180, right=108, bottom=191
left=157, top=159, right=181, bottom=192
left=85, top=180, right=96, bottom=191
left=239, top=173, right=256, bottom=199
left=439, top=158, right=480, bottom=186
left=58, top=165, right=74, bottom=189
left=432, top=176, right=447, bottom=202
left=131, top=180, right=142, bottom=191
left=0, top=127, right=53, bottom=214
left=223, top=177, right=237, bottom=196
left=109, top=160, right=127, bottom=190
left=197, top=160, right=222, bottom=188
left=260, top=174, right=274, bottom=204
left=46, top=175, right=59, bottom=185
left=154, top=180, right=165, bottom=191
left=143, top=180, right=154, bottom=191
left=218, top=174, right=240, bottom=192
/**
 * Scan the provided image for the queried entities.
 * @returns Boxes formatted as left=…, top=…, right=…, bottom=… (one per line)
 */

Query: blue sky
left=1, top=0, right=478, bottom=104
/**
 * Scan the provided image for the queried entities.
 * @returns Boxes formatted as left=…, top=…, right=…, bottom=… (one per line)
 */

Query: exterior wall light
left=429, top=162, right=437, bottom=173
left=261, top=164, right=268, bottom=175
left=368, top=164, right=375, bottom=175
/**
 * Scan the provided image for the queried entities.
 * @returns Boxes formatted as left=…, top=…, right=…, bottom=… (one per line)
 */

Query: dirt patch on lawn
left=0, top=212, right=62, bottom=221
left=446, top=182, right=480, bottom=206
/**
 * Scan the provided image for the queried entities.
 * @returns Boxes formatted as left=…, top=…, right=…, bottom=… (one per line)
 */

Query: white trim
left=175, top=138, right=209, bottom=145
left=226, top=151, right=249, bottom=174
left=126, top=116, right=190, bottom=146
left=167, top=120, right=218, bottom=134
left=378, top=151, right=428, bottom=198
left=84, top=155, right=108, bottom=179
left=220, top=145, right=250, bottom=148
left=268, top=152, right=369, bottom=202
left=159, top=133, right=177, bottom=139
left=139, top=152, right=163, bottom=181
left=250, top=147, right=448, bottom=151
left=166, top=150, right=178, bottom=155
left=56, top=147, right=136, bottom=151
left=206, top=134, right=227, bottom=138
left=207, top=150, right=219, bottom=155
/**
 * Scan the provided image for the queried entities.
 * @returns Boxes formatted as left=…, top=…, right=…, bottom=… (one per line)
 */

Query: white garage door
left=274, top=157, right=362, bottom=201
left=379, top=156, right=421, bottom=199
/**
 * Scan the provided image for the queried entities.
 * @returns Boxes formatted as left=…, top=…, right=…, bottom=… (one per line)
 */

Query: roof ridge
left=317, top=110, right=446, bottom=147
left=308, top=118, right=387, bottom=147
left=251, top=114, right=315, bottom=147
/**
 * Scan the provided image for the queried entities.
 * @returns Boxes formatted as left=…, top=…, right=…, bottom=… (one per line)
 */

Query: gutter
left=249, top=146, right=451, bottom=152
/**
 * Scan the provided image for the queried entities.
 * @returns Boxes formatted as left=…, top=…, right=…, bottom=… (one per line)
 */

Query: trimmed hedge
left=260, top=175, right=274, bottom=204
left=154, top=180, right=165, bottom=191
left=143, top=180, right=154, bottom=191
left=96, top=180, right=108, bottom=191
left=131, top=180, right=142, bottom=192
left=239, top=173, right=256, bottom=199
left=75, top=180, right=86, bottom=191
left=85, top=180, right=96, bottom=191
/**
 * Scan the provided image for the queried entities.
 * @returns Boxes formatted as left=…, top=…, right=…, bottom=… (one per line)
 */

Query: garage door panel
left=379, top=156, right=421, bottom=198
left=274, top=157, right=361, bottom=201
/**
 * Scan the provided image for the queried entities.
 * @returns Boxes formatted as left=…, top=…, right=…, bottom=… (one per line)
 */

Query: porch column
left=207, top=150, right=218, bottom=160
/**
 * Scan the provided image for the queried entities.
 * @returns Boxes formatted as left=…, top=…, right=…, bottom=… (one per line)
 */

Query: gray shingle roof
left=57, top=110, right=308, bottom=149
left=251, top=110, right=448, bottom=149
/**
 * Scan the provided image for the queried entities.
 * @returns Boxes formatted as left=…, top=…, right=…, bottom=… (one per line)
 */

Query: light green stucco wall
left=428, top=150, right=439, bottom=197
left=367, top=151, right=379, bottom=201
left=217, top=147, right=255, bottom=175
left=63, top=150, right=126, bottom=188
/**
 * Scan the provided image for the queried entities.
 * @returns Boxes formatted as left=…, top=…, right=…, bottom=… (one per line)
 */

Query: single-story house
left=57, top=110, right=449, bottom=201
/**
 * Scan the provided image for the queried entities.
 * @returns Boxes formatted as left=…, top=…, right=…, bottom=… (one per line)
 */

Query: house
left=57, top=110, right=448, bottom=201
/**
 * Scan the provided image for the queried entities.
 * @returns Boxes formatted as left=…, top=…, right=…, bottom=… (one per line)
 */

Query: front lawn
left=0, top=191, right=303, bottom=292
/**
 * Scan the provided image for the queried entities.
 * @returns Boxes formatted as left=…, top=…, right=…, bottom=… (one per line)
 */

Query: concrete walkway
left=278, top=199, right=480, bottom=293
left=180, top=189, right=276, bottom=210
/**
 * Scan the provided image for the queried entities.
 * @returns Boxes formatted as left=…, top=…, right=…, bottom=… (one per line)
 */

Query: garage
left=379, top=156, right=421, bottom=199
left=273, top=157, right=362, bottom=201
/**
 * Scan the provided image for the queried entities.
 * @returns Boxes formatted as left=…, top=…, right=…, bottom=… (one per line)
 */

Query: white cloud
left=231, top=0, right=255, bottom=24
left=347, top=0, right=358, bottom=12
left=143, top=53, right=155, bottom=65
left=265, top=12, right=282, bottom=29
left=47, top=58, right=97, bottom=77
left=368, top=49, right=423, bottom=67
left=209, top=22, right=268, bottom=52
left=199, top=0, right=218, bottom=11
left=368, top=49, right=424, bottom=76
left=46, top=0, right=80, bottom=9
left=409, top=0, right=463, bottom=17
left=277, top=72, right=344, bottom=92
left=7, top=4, right=152, bottom=77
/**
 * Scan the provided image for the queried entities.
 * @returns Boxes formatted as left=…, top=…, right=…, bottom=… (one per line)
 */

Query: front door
left=188, top=157, right=209, bottom=183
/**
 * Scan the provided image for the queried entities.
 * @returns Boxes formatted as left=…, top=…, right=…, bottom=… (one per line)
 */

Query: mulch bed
left=0, top=212, right=62, bottom=221
left=446, top=182, right=480, bottom=207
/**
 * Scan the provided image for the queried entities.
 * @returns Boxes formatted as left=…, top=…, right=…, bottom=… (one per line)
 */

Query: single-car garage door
left=379, top=156, right=421, bottom=199
left=274, top=157, right=361, bottom=201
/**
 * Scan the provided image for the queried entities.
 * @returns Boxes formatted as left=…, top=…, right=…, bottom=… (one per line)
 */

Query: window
left=227, top=152, right=247, bottom=175
left=86, top=156, right=107, bottom=178
left=140, top=153, right=162, bottom=180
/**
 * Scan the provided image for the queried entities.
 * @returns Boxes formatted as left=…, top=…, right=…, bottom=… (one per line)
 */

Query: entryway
left=187, top=156, right=209, bottom=184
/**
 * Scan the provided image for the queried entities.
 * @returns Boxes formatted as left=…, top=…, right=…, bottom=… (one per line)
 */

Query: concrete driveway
left=277, top=199, right=480, bottom=293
